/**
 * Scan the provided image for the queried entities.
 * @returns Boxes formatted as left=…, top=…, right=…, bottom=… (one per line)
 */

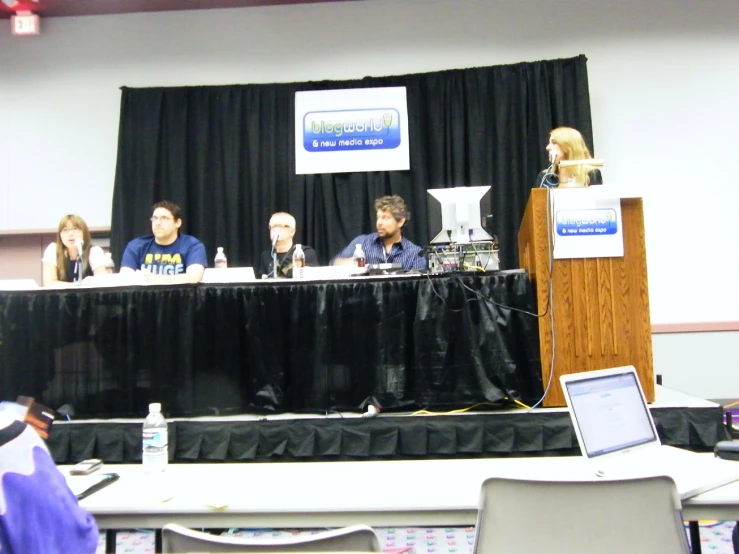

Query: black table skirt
left=46, top=405, right=730, bottom=464
left=0, top=272, right=542, bottom=418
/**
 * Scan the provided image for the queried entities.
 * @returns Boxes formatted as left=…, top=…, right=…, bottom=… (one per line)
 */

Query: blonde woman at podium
left=536, top=126, right=603, bottom=189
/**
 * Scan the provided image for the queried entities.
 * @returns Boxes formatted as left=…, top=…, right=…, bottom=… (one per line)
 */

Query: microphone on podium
left=271, top=232, right=280, bottom=248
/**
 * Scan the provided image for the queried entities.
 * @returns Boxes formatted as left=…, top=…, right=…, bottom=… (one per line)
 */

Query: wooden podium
left=518, top=188, right=654, bottom=407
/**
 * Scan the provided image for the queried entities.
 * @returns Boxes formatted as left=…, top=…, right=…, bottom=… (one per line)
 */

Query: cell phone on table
left=70, top=459, right=103, bottom=475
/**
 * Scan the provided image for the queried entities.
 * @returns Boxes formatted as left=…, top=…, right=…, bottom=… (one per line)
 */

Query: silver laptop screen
left=566, top=372, right=657, bottom=457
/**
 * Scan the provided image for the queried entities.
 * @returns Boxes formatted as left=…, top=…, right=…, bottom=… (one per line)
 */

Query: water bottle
left=292, top=244, right=306, bottom=279
left=142, top=402, right=168, bottom=473
left=214, top=247, right=228, bottom=269
left=104, top=252, right=116, bottom=274
left=352, top=243, right=366, bottom=267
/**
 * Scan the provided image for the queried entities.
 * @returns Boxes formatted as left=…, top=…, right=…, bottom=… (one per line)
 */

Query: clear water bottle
left=214, top=247, right=228, bottom=269
left=142, top=402, right=168, bottom=473
left=352, top=243, right=366, bottom=267
left=292, top=245, right=305, bottom=268
left=104, top=252, right=116, bottom=274
left=292, top=244, right=305, bottom=279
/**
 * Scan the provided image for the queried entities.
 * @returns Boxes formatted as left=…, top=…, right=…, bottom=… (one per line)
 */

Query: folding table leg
left=689, top=521, right=702, bottom=554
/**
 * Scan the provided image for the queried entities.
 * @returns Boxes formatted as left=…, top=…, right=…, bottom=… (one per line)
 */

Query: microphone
left=72, top=239, right=84, bottom=282
left=549, top=151, right=557, bottom=165
left=270, top=232, right=280, bottom=278
left=74, top=239, right=84, bottom=259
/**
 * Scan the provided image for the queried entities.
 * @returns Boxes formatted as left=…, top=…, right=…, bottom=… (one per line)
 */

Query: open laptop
left=202, top=267, right=256, bottom=283
left=560, top=366, right=739, bottom=499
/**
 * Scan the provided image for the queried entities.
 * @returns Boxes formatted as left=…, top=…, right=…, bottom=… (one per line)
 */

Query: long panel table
left=0, top=272, right=542, bottom=418
left=64, top=458, right=739, bottom=530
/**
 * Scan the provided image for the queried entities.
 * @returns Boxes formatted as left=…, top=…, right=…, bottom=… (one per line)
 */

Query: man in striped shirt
left=332, top=195, right=427, bottom=270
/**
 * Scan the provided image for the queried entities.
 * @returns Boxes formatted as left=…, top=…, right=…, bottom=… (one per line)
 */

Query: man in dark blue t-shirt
left=120, top=201, right=207, bottom=284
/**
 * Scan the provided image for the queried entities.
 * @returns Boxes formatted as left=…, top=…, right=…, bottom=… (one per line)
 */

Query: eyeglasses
left=150, top=216, right=173, bottom=223
left=61, top=226, right=80, bottom=233
left=269, top=223, right=293, bottom=230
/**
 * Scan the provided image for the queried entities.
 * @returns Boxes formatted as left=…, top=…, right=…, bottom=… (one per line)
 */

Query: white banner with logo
left=551, top=189, right=624, bottom=259
left=294, top=87, right=410, bottom=175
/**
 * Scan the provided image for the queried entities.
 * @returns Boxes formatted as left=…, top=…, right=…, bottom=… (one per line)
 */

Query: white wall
left=653, top=331, right=739, bottom=399
left=0, top=0, right=738, bottom=373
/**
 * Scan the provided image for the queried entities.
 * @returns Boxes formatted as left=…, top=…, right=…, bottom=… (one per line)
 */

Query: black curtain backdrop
left=111, top=55, right=593, bottom=270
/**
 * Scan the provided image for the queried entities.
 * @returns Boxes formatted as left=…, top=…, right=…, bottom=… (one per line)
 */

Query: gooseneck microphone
left=270, top=232, right=280, bottom=278
left=540, top=152, right=558, bottom=188
left=73, top=239, right=84, bottom=282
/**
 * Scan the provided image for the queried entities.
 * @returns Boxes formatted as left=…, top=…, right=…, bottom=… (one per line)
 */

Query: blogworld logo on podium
left=303, top=108, right=401, bottom=152
left=555, top=209, right=619, bottom=236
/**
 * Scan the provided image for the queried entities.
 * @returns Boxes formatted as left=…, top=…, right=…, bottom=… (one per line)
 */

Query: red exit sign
left=11, top=12, right=40, bottom=36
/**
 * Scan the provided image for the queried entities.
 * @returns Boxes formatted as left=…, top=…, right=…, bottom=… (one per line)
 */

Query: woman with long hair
left=536, top=127, right=603, bottom=188
left=41, top=214, right=106, bottom=286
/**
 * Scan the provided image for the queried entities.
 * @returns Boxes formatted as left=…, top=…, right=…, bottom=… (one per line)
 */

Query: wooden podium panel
left=518, top=189, right=653, bottom=407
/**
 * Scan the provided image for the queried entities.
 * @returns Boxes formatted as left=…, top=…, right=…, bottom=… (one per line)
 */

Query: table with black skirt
left=0, top=271, right=542, bottom=418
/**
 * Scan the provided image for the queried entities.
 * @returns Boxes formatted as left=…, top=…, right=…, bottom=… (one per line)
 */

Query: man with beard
left=332, top=195, right=426, bottom=270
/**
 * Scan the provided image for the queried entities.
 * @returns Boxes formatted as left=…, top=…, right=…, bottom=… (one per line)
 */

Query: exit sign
left=11, top=12, right=40, bottom=36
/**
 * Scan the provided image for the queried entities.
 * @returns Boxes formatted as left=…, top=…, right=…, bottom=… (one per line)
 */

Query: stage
left=1, top=274, right=729, bottom=464
left=47, top=385, right=730, bottom=464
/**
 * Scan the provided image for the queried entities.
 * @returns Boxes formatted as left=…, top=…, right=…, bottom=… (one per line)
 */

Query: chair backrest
left=162, top=523, right=381, bottom=553
left=473, top=475, right=691, bottom=554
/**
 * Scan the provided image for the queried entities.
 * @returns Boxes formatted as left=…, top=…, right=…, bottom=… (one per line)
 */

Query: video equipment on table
left=425, top=186, right=500, bottom=273
left=426, top=241, right=500, bottom=274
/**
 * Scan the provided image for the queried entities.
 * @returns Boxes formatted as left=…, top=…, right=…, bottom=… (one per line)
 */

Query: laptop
left=202, top=267, right=256, bottom=283
left=560, top=366, right=739, bottom=499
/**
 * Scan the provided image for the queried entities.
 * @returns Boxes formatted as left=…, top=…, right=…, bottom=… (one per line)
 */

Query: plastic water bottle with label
left=352, top=243, right=366, bottom=267
left=214, top=247, right=228, bottom=269
left=142, top=402, right=168, bottom=473
left=292, top=244, right=306, bottom=279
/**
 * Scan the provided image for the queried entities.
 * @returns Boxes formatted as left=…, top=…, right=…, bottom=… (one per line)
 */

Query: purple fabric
left=0, top=439, right=98, bottom=554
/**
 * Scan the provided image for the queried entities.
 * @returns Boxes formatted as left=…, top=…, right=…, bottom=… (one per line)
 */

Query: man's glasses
left=150, top=216, right=173, bottom=223
left=269, top=223, right=293, bottom=230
